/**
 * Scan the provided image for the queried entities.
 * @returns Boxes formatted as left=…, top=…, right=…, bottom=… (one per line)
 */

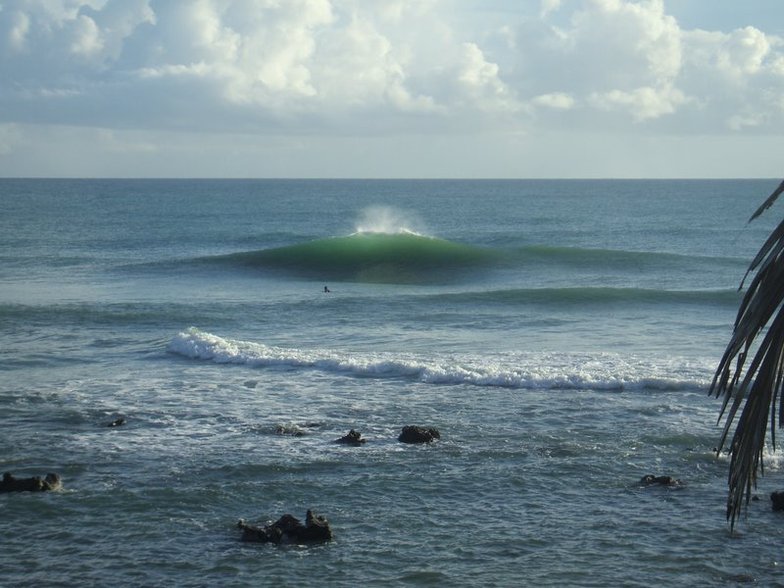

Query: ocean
left=1, top=178, right=783, bottom=586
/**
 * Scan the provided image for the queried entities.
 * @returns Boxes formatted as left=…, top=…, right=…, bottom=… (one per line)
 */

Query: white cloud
left=539, top=0, right=561, bottom=18
left=589, top=85, right=689, bottom=121
left=311, top=13, right=407, bottom=106
left=684, top=26, right=776, bottom=79
left=6, top=10, right=30, bottom=52
left=70, top=14, right=103, bottom=56
left=0, top=123, right=21, bottom=155
left=677, top=25, right=784, bottom=132
left=532, top=92, right=574, bottom=110
left=457, top=42, right=516, bottom=111
left=722, top=26, right=771, bottom=75
left=556, top=0, right=684, bottom=118
left=727, top=112, right=765, bottom=131
left=0, top=0, right=783, bottom=177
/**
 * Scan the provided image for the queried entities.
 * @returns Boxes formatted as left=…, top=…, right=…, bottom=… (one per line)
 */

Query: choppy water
left=2, top=178, right=784, bottom=586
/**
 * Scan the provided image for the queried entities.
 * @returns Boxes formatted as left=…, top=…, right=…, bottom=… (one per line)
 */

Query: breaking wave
left=214, top=232, right=497, bottom=283
left=168, top=327, right=713, bottom=391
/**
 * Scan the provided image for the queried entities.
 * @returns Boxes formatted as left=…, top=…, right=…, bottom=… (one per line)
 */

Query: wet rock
left=275, top=424, right=306, bottom=437
left=398, top=425, right=440, bottom=444
left=334, top=429, right=366, bottom=446
left=238, top=510, right=332, bottom=544
left=639, top=474, right=682, bottom=487
left=0, top=472, right=62, bottom=493
left=274, top=422, right=322, bottom=437
left=770, top=490, right=784, bottom=511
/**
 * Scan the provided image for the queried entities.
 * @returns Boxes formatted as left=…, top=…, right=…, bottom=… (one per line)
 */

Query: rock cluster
left=639, top=474, right=682, bottom=487
left=0, top=472, right=62, bottom=493
left=238, top=510, right=332, bottom=544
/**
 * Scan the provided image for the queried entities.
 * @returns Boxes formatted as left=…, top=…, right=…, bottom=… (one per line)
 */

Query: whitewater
left=2, top=178, right=784, bottom=586
left=168, top=327, right=712, bottom=391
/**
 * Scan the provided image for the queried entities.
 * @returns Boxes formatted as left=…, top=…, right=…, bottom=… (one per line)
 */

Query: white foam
left=168, top=327, right=714, bottom=391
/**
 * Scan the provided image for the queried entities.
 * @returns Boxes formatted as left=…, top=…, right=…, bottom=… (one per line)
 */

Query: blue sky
left=0, top=0, right=783, bottom=178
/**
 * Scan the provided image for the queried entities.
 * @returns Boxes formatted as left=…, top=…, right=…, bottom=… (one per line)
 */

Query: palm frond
left=710, top=180, right=784, bottom=531
left=748, top=179, right=784, bottom=222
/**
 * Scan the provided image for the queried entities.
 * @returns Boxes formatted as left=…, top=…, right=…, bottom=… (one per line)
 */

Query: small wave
left=510, top=244, right=747, bottom=270
left=0, top=302, right=230, bottom=328
left=211, top=232, right=497, bottom=283
left=167, top=328, right=713, bottom=391
left=433, top=287, right=742, bottom=308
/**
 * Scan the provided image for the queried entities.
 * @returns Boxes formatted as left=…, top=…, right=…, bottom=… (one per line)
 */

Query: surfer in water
left=323, top=285, right=330, bottom=293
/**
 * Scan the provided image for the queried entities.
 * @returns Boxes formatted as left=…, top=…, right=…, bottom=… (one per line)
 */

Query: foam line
left=168, top=328, right=713, bottom=391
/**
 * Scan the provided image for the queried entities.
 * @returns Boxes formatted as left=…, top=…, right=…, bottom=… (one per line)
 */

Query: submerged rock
left=238, top=510, right=332, bottom=544
left=639, top=474, right=683, bottom=487
left=0, top=472, right=62, bottom=493
left=398, top=425, right=440, bottom=444
left=275, top=424, right=306, bottom=437
left=274, top=422, right=322, bottom=437
left=334, top=429, right=366, bottom=446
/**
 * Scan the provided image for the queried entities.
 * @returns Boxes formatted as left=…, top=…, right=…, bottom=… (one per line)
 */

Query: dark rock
left=334, top=429, right=366, bottom=446
left=301, top=510, right=332, bottom=542
left=0, top=472, right=62, bottom=493
left=107, top=418, right=126, bottom=427
left=770, top=490, right=784, bottom=511
left=639, top=474, right=682, bottom=487
left=238, top=510, right=332, bottom=544
left=398, top=425, right=440, bottom=444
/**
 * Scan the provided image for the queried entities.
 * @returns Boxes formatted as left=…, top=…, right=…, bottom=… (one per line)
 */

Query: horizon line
left=0, top=176, right=779, bottom=181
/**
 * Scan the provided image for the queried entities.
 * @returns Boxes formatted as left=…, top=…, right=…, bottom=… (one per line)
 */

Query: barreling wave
left=212, top=232, right=497, bottom=283
left=168, top=327, right=713, bottom=392
left=155, top=236, right=744, bottom=286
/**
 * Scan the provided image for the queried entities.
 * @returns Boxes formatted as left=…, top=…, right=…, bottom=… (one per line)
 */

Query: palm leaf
left=710, top=180, right=784, bottom=531
left=748, top=179, right=784, bottom=222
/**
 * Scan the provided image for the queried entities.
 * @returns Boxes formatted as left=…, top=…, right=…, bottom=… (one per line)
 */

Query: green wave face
left=230, top=233, right=497, bottom=283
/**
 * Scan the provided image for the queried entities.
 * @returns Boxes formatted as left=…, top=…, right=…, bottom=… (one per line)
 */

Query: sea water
left=1, top=178, right=784, bottom=586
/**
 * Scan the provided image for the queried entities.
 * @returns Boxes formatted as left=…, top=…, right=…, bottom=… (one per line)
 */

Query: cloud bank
left=0, top=0, right=782, bottom=176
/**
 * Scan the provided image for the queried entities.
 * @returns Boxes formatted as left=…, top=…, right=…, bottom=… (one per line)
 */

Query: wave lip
left=218, top=232, right=497, bottom=283
left=168, top=328, right=712, bottom=392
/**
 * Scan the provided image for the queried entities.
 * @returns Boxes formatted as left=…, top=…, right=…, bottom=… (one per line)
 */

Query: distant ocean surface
left=2, top=178, right=784, bottom=586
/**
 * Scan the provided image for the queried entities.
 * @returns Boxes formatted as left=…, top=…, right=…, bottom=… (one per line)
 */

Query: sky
left=0, top=0, right=783, bottom=178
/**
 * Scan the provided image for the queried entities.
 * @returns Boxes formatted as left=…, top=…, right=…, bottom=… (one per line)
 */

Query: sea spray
left=354, top=205, right=425, bottom=235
